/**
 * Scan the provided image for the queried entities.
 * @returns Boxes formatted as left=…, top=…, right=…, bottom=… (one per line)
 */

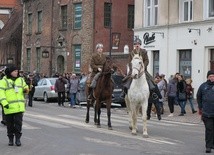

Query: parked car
left=34, top=78, right=59, bottom=102
left=76, top=74, right=125, bottom=107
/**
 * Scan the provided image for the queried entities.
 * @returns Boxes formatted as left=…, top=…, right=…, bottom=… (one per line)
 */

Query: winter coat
left=186, top=84, right=193, bottom=99
left=55, top=78, right=67, bottom=93
left=167, top=79, right=177, bottom=97
left=148, top=84, right=162, bottom=104
left=177, top=80, right=187, bottom=101
left=157, top=79, right=166, bottom=102
left=0, top=76, right=28, bottom=115
left=128, top=48, right=149, bottom=68
left=197, top=80, right=214, bottom=117
left=69, top=78, right=79, bottom=94
left=90, top=53, right=107, bottom=77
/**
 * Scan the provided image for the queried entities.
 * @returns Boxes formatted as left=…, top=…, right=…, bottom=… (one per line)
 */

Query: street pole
left=109, top=0, right=112, bottom=58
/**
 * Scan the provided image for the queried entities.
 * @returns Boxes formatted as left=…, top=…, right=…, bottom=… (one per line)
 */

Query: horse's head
left=131, top=54, right=145, bottom=79
left=102, top=56, right=113, bottom=74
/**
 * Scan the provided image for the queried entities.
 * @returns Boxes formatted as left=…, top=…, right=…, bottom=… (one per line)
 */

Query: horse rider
left=121, top=37, right=156, bottom=97
left=87, top=43, right=107, bottom=100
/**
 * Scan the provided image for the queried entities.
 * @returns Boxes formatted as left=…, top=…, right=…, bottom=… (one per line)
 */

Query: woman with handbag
left=185, top=78, right=197, bottom=114
left=177, top=74, right=187, bottom=116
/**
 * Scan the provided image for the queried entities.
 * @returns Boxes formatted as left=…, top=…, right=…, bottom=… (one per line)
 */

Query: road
left=0, top=101, right=206, bottom=155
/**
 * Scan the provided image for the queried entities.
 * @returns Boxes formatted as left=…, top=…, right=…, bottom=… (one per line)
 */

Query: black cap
left=5, top=65, right=18, bottom=77
left=207, top=70, right=214, bottom=78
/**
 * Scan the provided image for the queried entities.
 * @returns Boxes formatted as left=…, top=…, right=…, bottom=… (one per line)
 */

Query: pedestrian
left=26, top=73, right=37, bottom=107
left=177, top=74, right=187, bottom=116
left=68, top=74, right=79, bottom=108
left=0, top=65, right=29, bottom=146
left=55, top=74, right=67, bottom=106
left=167, top=78, right=177, bottom=117
left=147, top=82, right=162, bottom=120
left=157, top=75, right=166, bottom=114
left=185, top=78, right=197, bottom=114
left=197, top=70, right=214, bottom=153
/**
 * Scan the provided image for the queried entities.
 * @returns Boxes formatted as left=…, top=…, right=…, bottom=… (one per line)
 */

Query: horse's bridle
left=132, top=57, right=145, bottom=79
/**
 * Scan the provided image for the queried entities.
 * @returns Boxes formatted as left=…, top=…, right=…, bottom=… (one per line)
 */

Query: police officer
left=0, top=65, right=29, bottom=146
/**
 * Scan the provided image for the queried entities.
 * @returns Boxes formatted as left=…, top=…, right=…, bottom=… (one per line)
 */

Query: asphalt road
left=0, top=101, right=207, bottom=155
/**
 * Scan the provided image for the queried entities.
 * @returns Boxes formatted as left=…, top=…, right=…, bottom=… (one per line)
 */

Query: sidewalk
left=155, top=100, right=202, bottom=124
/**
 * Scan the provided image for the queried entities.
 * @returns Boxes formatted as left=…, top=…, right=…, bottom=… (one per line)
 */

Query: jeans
left=186, top=98, right=196, bottom=112
left=70, top=93, right=77, bottom=106
left=179, top=100, right=186, bottom=114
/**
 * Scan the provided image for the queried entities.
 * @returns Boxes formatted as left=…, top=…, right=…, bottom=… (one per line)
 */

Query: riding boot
left=90, top=72, right=101, bottom=88
left=15, top=133, right=22, bottom=146
left=8, top=135, right=14, bottom=146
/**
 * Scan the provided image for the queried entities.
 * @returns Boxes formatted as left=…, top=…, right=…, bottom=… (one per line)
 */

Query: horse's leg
left=142, top=101, right=149, bottom=138
left=96, top=100, right=101, bottom=128
left=85, top=100, right=90, bottom=123
left=125, top=96, right=132, bottom=130
left=94, top=100, right=97, bottom=125
left=106, top=100, right=112, bottom=130
left=131, top=105, right=137, bottom=135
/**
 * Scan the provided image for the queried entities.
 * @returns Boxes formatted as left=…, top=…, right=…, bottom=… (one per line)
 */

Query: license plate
left=114, top=88, right=122, bottom=92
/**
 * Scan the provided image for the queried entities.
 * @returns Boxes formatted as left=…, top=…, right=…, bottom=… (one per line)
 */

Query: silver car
left=34, top=78, right=58, bottom=102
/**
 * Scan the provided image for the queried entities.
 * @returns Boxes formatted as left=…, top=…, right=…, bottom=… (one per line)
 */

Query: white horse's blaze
left=125, top=54, right=150, bottom=138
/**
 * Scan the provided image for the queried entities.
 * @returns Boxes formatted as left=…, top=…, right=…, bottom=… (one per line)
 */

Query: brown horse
left=85, top=57, right=114, bottom=129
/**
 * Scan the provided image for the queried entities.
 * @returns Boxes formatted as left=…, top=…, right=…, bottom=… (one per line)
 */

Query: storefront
left=135, top=22, right=214, bottom=94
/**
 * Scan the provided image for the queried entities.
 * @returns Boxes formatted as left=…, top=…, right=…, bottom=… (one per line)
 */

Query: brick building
left=22, top=0, right=134, bottom=76
left=0, top=0, right=23, bottom=68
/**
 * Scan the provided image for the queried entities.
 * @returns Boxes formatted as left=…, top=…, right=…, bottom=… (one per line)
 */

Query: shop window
left=153, top=50, right=159, bottom=77
left=179, top=50, right=192, bottom=79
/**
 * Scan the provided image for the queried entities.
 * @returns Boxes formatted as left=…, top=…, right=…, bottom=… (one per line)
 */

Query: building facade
left=0, top=0, right=23, bottom=68
left=22, top=0, right=134, bottom=76
left=134, top=0, right=214, bottom=94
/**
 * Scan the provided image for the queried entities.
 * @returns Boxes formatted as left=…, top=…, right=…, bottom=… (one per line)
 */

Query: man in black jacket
left=197, top=70, right=214, bottom=153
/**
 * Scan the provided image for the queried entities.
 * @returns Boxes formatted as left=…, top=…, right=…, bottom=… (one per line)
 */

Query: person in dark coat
left=197, top=70, right=214, bottom=153
left=167, top=78, right=177, bottom=116
left=147, top=83, right=162, bottom=120
left=177, top=74, right=187, bottom=116
left=26, top=74, right=37, bottom=107
left=55, top=74, right=67, bottom=106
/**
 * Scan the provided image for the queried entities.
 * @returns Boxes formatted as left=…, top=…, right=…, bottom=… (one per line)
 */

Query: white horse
left=125, top=54, right=150, bottom=137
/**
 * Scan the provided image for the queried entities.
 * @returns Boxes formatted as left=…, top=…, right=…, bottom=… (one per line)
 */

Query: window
left=179, top=50, right=192, bottom=79
left=144, top=0, right=158, bottom=27
left=61, top=5, right=67, bottom=29
left=128, top=5, right=134, bottom=29
left=37, top=11, right=42, bottom=32
left=27, top=13, right=32, bottom=34
left=179, top=0, right=193, bottom=22
left=73, top=45, right=81, bottom=72
left=74, top=3, right=82, bottom=29
left=104, top=2, right=112, bottom=27
left=204, top=0, right=214, bottom=19
left=26, top=48, right=31, bottom=72
left=36, top=47, right=41, bottom=72
left=153, top=51, right=159, bottom=76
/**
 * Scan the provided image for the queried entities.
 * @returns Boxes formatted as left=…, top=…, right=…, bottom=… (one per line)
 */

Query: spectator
left=197, top=70, right=214, bottom=153
left=55, top=74, right=67, bottom=106
left=185, top=78, right=197, bottom=114
left=68, top=74, right=79, bottom=108
left=177, top=74, right=187, bottom=116
left=167, top=78, right=177, bottom=117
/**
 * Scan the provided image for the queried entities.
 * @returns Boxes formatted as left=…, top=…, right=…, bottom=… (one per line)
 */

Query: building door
left=210, top=49, right=214, bottom=70
left=57, top=55, right=65, bottom=74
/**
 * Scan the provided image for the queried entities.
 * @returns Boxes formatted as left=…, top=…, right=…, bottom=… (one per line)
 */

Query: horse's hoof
left=94, top=122, right=98, bottom=125
left=97, top=125, right=101, bottom=128
left=108, top=126, right=113, bottom=130
left=129, top=126, right=132, bottom=130
left=85, top=120, right=89, bottom=123
left=143, top=134, right=149, bottom=138
left=131, top=132, right=137, bottom=135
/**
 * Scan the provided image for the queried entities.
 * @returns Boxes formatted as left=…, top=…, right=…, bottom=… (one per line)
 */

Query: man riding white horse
left=121, top=37, right=155, bottom=97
